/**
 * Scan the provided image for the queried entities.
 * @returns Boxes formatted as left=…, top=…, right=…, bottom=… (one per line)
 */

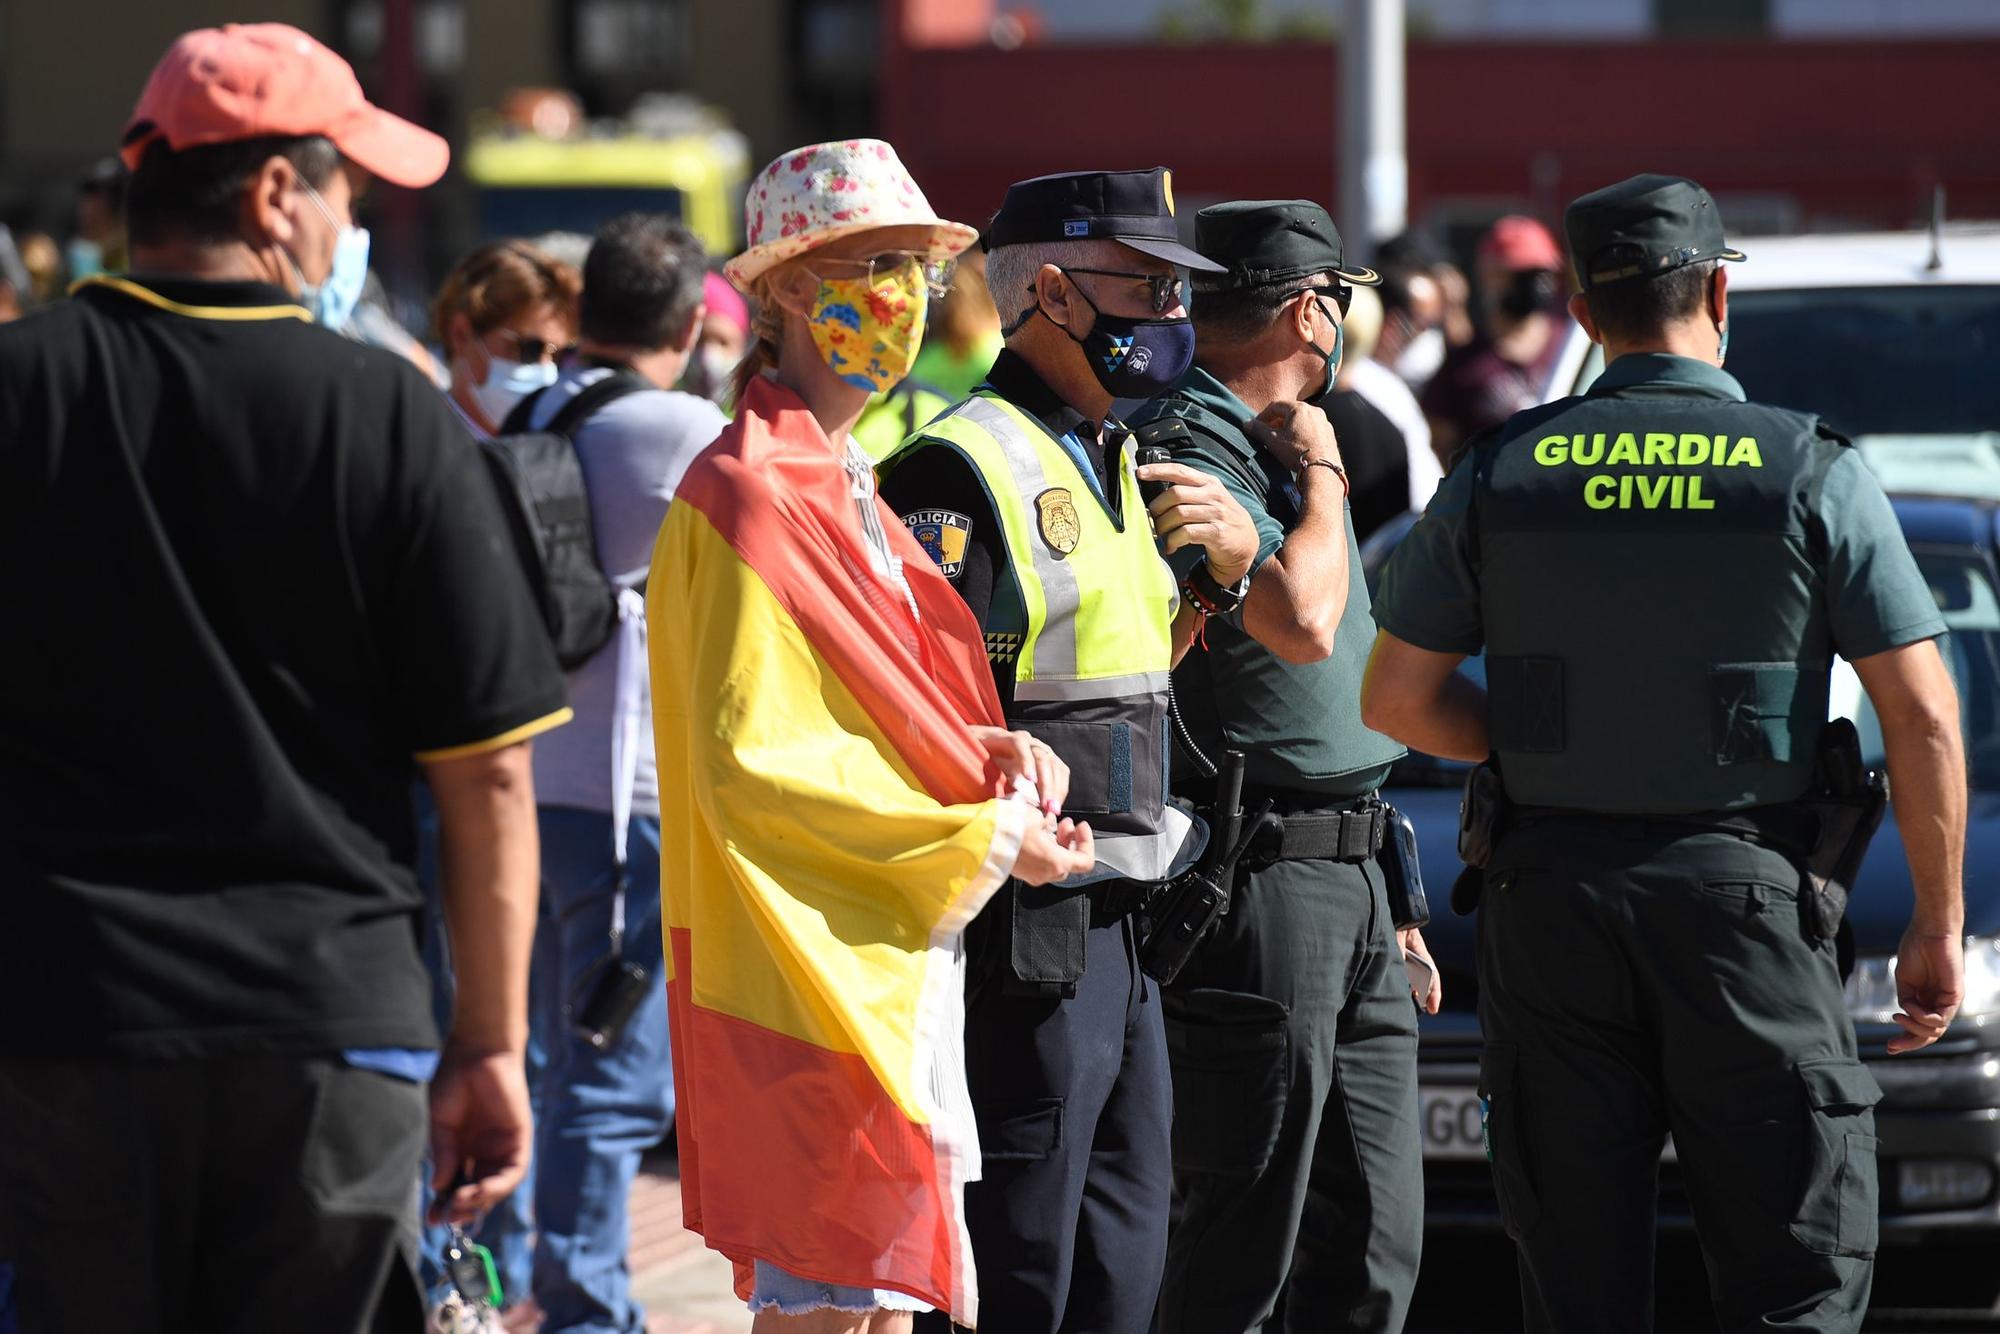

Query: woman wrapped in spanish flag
left=647, top=139, right=1095, bottom=1332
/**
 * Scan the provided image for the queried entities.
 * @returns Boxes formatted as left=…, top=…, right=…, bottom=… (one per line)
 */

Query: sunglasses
left=487, top=328, right=577, bottom=365
left=813, top=250, right=957, bottom=299
left=1296, top=282, right=1354, bottom=318
left=1059, top=267, right=1187, bottom=315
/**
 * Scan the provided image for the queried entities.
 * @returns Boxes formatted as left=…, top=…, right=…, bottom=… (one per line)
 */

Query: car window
left=1726, top=287, right=2000, bottom=436
left=1832, top=548, right=2000, bottom=789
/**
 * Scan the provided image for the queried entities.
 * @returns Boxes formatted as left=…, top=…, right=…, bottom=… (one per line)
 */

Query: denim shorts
left=748, top=1260, right=934, bottom=1316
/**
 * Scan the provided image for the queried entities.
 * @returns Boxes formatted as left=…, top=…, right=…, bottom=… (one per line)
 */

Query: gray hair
left=984, top=239, right=1119, bottom=334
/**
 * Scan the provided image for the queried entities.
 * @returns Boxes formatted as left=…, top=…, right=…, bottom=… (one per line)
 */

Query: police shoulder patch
left=902, top=509, right=972, bottom=580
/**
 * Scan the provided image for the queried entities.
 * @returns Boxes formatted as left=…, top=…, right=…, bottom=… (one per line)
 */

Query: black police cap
left=983, top=167, right=1224, bottom=272
left=1565, top=173, right=1746, bottom=291
left=1192, top=200, right=1381, bottom=290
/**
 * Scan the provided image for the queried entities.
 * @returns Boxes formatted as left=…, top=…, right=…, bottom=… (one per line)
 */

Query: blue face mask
left=66, top=238, right=105, bottom=282
left=288, top=182, right=370, bottom=330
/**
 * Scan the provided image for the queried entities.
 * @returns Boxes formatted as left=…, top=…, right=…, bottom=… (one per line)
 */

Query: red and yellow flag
left=647, top=377, right=1024, bottom=1325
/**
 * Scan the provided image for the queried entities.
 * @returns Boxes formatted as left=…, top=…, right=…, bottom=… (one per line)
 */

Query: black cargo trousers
left=1156, top=844, right=1423, bottom=1334
left=1479, top=816, right=1879, bottom=1334
left=0, top=1054, right=428, bottom=1334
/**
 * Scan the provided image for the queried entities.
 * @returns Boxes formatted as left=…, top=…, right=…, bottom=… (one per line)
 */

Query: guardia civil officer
left=1131, top=200, right=1434, bottom=1333
left=880, top=169, right=1260, bottom=1334
left=1363, top=175, right=1967, bottom=1332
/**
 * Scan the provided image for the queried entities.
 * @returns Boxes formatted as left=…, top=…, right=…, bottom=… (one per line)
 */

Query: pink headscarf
left=703, top=271, right=749, bottom=335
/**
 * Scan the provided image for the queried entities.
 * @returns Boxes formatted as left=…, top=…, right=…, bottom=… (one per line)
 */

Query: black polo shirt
left=0, top=275, right=570, bottom=1059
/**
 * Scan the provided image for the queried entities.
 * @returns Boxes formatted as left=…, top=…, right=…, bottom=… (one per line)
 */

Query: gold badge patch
left=1036, top=487, right=1082, bottom=557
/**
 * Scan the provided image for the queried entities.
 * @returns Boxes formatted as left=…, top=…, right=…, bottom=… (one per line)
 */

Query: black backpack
left=482, top=370, right=650, bottom=670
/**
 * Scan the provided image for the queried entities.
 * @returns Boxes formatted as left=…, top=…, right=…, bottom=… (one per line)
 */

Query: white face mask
left=468, top=355, right=559, bottom=432
left=682, top=343, right=737, bottom=404
left=1394, top=326, right=1446, bottom=386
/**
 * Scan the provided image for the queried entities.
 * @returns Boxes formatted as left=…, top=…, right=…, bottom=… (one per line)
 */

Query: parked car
left=1362, top=491, right=2000, bottom=1246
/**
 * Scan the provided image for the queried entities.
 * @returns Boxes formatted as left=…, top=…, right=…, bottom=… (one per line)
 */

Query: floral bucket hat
left=724, top=138, right=978, bottom=292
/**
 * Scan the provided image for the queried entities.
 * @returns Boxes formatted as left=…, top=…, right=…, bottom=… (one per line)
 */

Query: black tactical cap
left=1192, top=199, right=1381, bottom=289
left=1565, top=173, right=1746, bottom=291
left=983, top=167, right=1224, bottom=271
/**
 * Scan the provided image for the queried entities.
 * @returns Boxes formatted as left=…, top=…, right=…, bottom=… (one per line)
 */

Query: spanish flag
left=647, top=377, right=1026, bottom=1325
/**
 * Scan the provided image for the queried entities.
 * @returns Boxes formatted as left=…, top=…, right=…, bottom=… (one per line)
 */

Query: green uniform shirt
left=1134, top=367, right=1405, bottom=798
left=1374, top=352, right=1945, bottom=809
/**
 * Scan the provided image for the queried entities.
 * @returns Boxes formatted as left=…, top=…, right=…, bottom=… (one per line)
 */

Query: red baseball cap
left=1478, top=215, right=1563, bottom=272
left=121, top=23, right=448, bottom=189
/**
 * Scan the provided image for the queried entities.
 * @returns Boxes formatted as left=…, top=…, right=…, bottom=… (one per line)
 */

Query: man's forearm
left=1359, top=632, right=1491, bottom=762
left=424, top=743, right=542, bottom=1053
left=1882, top=704, right=1968, bottom=933
left=1386, top=673, right=1490, bottom=762
left=1241, top=466, right=1348, bottom=661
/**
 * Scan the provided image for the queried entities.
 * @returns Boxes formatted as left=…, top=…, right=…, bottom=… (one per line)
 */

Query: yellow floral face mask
left=805, top=256, right=928, bottom=394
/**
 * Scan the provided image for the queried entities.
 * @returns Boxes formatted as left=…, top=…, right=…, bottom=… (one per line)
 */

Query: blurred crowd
left=1, top=153, right=1581, bottom=555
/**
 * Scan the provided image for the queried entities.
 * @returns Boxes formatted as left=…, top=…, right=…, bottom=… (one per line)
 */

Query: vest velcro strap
left=1710, top=663, right=1812, bottom=765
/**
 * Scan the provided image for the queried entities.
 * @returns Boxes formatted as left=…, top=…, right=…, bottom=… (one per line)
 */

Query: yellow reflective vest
left=884, top=392, right=1193, bottom=882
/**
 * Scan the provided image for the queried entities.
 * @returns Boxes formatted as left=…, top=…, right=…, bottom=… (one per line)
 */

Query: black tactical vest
left=1473, top=369, right=1846, bottom=812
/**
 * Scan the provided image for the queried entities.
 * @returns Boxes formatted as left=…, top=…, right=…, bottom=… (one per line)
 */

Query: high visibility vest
left=885, top=392, right=1193, bottom=882
left=1472, top=394, right=1845, bottom=812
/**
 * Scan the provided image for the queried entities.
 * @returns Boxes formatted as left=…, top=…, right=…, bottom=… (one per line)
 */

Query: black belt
left=1245, top=799, right=1386, bottom=865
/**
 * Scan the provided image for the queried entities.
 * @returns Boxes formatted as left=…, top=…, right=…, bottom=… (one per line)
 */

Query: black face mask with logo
left=1056, top=281, right=1196, bottom=401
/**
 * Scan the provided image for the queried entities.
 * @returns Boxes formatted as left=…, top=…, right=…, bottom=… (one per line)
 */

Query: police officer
left=1363, top=175, right=1967, bottom=1332
left=879, top=168, right=1259, bottom=1334
left=1131, top=200, right=1434, bottom=1334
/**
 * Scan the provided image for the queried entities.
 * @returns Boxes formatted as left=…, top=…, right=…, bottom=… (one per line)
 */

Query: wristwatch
left=1184, top=560, right=1249, bottom=616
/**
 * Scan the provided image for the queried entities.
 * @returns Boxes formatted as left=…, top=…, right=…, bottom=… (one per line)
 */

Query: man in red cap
left=0, top=25, right=566, bottom=1331
left=1420, top=214, right=1568, bottom=466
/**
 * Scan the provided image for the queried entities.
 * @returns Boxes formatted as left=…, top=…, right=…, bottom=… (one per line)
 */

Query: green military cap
left=1564, top=173, right=1746, bottom=291
left=1192, top=200, right=1380, bottom=290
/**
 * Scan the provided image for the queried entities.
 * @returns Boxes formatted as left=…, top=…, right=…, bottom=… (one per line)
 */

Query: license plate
left=1418, top=1086, right=1487, bottom=1161
left=1417, top=1085, right=1679, bottom=1163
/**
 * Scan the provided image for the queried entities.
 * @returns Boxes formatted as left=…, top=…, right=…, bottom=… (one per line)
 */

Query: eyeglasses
left=813, top=250, right=956, bottom=299
left=1295, top=282, right=1354, bottom=318
left=1058, top=267, right=1187, bottom=315
left=487, top=328, right=577, bottom=365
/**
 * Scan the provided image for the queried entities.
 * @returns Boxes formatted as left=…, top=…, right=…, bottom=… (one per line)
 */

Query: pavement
left=627, top=1151, right=753, bottom=1334
left=494, top=1147, right=750, bottom=1334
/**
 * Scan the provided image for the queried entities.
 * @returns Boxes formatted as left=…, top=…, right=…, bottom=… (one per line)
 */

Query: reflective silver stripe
left=1012, top=670, right=1171, bottom=703
left=954, top=396, right=1080, bottom=679
left=1086, top=805, right=1197, bottom=883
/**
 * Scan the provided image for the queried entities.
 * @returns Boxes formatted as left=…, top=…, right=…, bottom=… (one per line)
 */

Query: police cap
left=1565, top=173, right=1746, bottom=291
left=984, top=167, right=1224, bottom=271
left=1192, top=200, right=1381, bottom=290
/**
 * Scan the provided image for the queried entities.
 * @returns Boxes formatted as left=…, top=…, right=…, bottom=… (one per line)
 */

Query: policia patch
left=902, top=509, right=972, bottom=580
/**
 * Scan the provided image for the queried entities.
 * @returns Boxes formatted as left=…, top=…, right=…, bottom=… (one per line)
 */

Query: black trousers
left=1480, top=819, right=1878, bottom=1333
left=1157, top=854, right=1422, bottom=1334
left=920, top=906, right=1172, bottom=1334
left=0, top=1054, right=428, bottom=1334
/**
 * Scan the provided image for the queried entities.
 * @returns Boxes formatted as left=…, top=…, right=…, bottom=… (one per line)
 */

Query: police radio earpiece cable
left=1133, top=417, right=1218, bottom=779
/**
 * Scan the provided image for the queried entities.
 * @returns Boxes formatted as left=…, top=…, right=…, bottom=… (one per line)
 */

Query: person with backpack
left=490, top=213, right=726, bottom=1332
